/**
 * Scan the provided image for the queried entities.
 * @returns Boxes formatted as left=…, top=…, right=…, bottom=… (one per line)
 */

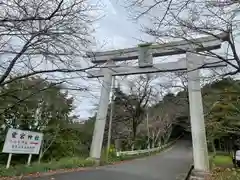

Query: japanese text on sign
left=2, top=128, right=43, bottom=154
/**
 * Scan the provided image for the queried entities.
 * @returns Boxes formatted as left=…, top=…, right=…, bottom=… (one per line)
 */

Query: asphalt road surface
left=27, top=140, right=193, bottom=180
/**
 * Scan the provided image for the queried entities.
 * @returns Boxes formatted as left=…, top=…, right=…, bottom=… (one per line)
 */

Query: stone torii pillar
left=186, top=52, right=209, bottom=172
left=86, top=34, right=225, bottom=172
left=89, top=62, right=114, bottom=162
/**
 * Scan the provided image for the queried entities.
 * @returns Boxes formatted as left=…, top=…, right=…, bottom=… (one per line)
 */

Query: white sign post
left=27, top=154, right=32, bottom=166
left=6, top=153, right=12, bottom=169
left=2, top=128, right=43, bottom=168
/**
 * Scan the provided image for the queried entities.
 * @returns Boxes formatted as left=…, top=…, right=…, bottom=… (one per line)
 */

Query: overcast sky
left=73, top=0, right=240, bottom=120
left=74, top=0, right=153, bottom=119
left=92, top=0, right=154, bottom=50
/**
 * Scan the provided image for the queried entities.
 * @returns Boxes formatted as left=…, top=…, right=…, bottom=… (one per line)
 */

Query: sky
left=1, top=0, right=238, bottom=121
left=73, top=0, right=240, bottom=120
left=92, top=0, right=154, bottom=50
left=74, top=0, right=153, bottom=119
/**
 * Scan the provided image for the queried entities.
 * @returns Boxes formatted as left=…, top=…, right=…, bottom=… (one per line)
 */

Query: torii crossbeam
left=87, top=34, right=226, bottom=176
left=86, top=33, right=226, bottom=64
left=87, top=57, right=225, bottom=78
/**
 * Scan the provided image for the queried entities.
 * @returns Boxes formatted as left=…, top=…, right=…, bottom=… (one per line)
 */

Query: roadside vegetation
left=1, top=0, right=240, bottom=179
left=124, top=0, right=240, bottom=178
left=208, top=153, right=240, bottom=179
left=0, top=142, right=175, bottom=177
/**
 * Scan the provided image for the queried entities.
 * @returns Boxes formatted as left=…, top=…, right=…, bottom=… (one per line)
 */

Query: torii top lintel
left=86, top=33, right=227, bottom=64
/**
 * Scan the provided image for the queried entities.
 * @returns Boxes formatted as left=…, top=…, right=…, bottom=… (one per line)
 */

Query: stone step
left=189, top=169, right=210, bottom=180
left=189, top=176, right=205, bottom=180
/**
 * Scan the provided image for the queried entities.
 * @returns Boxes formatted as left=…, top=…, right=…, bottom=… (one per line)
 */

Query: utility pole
left=106, top=76, right=115, bottom=160
left=146, top=108, right=150, bottom=150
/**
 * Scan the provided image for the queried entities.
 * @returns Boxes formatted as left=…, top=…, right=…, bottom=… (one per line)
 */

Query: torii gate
left=86, top=33, right=226, bottom=174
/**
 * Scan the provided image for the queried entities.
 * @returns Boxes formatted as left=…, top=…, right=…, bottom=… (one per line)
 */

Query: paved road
left=27, top=140, right=193, bottom=180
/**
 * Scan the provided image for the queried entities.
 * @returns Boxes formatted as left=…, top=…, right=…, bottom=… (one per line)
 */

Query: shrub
left=0, top=157, right=95, bottom=177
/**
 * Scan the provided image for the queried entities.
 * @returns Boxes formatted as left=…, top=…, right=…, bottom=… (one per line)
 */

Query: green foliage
left=0, top=77, right=89, bottom=164
left=0, top=77, right=73, bottom=128
left=138, top=43, right=152, bottom=47
left=3, top=76, right=240, bottom=176
left=0, top=144, right=175, bottom=177
left=105, top=78, right=240, bottom=153
left=208, top=152, right=240, bottom=179
left=210, top=155, right=233, bottom=167
left=105, top=82, right=151, bottom=148
left=214, top=156, right=232, bottom=166
left=0, top=157, right=95, bottom=177
left=101, top=140, right=176, bottom=165
left=203, top=78, right=240, bottom=150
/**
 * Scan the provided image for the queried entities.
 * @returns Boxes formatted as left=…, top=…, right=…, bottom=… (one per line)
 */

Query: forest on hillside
left=0, top=76, right=239, bottom=166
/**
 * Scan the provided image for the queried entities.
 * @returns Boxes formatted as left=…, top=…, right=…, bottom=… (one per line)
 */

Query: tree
left=0, top=0, right=97, bottom=87
left=139, top=93, right=177, bottom=148
left=104, top=75, right=156, bottom=150
left=203, top=78, right=240, bottom=153
left=80, top=115, right=96, bottom=152
left=0, top=77, right=73, bottom=128
left=126, top=0, right=240, bottom=75
left=104, top=94, right=131, bottom=147
left=0, top=77, right=84, bottom=163
left=0, top=0, right=98, bottom=161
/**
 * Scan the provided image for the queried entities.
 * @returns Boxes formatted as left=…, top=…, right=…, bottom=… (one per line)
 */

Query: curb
left=183, top=165, right=194, bottom=180
left=0, top=159, right=142, bottom=180
left=0, top=158, right=149, bottom=180
left=0, top=159, right=141, bottom=180
left=0, top=167, right=98, bottom=180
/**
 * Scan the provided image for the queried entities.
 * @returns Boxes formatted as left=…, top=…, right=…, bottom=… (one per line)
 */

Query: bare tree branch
left=0, top=0, right=97, bottom=86
left=1, top=65, right=97, bottom=86
left=0, top=36, right=35, bottom=85
left=0, top=0, right=64, bottom=22
left=126, top=0, right=240, bottom=75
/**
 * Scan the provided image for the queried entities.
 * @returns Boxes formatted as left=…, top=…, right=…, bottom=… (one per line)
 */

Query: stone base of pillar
left=189, top=169, right=210, bottom=180
left=87, top=157, right=101, bottom=166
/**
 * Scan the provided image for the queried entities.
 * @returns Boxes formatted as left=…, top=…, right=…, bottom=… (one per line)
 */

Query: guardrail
left=116, top=135, right=182, bottom=157
left=116, top=144, right=170, bottom=157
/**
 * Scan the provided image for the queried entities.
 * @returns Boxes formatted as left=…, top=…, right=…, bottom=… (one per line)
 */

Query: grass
left=0, top=153, right=150, bottom=178
left=208, top=153, right=240, bottom=180
left=212, top=154, right=233, bottom=167
left=0, top=151, right=163, bottom=177
left=0, top=157, right=95, bottom=177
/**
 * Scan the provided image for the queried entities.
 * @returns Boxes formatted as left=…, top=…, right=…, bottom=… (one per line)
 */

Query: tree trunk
left=132, top=121, right=137, bottom=150
left=158, top=137, right=162, bottom=147
left=115, top=139, right=121, bottom=152
left=211, top=139, right=216, bottom=157
left=131, top=143, right=135, bottom=151
left=163, top=131, right=171, bottom=144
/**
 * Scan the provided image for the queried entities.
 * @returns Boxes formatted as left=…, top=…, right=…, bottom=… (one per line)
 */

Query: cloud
left=102, top=0, right=117, bottom=15
left=75, top=0, right=154, bottom=118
